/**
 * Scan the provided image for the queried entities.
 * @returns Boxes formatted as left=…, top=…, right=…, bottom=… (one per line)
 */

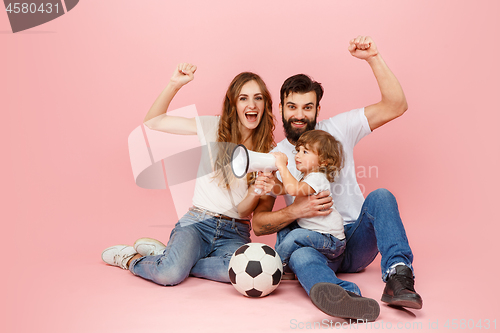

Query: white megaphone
left=231, top=144, right=278, bottom=178
left=231, top=144, right=278, bottom=194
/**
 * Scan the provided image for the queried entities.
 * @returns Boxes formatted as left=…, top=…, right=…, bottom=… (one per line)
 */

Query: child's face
left=295, top=145, right=321, bottom=174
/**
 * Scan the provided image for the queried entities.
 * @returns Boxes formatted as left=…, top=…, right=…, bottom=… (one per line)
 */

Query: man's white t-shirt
left=272, top=108, right=372, bottom=223
left=191, top=116, right=249, bottom=219
left=298, top=172, right=346, bottom=239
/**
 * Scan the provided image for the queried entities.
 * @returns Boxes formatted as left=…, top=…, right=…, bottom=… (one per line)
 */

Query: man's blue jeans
left=277, top=188, right=414, bottom=296
left=129, top=209, right=251, bottom=286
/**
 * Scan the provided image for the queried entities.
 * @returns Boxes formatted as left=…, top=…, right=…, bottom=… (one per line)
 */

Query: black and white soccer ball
left=228, top=243, right=283, bottom=297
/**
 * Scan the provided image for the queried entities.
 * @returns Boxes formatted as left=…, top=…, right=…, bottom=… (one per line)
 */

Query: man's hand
left=170, top=63, right=197, bottom=88
left=291, top=190, right=334, bottom=219
left=253, top=190, right=334, bottom=236
left=348, top=36, right=379, bottom=61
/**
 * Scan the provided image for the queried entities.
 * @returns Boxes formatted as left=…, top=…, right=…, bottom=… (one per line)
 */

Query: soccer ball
left=228, top=243, right=283, bottom=297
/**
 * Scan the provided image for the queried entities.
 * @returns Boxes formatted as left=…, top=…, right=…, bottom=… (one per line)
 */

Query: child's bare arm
left=272, top=153, right=316, bottom=197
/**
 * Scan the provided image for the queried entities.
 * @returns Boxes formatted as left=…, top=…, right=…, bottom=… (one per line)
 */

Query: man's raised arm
left=349, top=36, right=408, bottom=131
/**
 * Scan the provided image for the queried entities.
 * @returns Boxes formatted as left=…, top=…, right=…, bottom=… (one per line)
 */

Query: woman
left=102, top=63, right=276, bottom=286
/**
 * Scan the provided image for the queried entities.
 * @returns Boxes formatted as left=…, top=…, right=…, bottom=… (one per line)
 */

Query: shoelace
left=114, top=252, right=134, bottom=269
left=392, top=274, right=416, bottom=292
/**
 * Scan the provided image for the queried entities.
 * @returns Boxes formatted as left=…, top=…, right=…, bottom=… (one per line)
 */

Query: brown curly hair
left=295, top=130, right=344, bottom=182
left=214, top=72, right=275, bottom=188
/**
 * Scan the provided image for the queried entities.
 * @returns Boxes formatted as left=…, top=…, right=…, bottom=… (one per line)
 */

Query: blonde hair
left=295, top=130, right=344, bottom=182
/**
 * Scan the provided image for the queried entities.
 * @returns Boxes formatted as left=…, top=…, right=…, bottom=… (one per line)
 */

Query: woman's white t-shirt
left=191, top=116, right=250, bottom=219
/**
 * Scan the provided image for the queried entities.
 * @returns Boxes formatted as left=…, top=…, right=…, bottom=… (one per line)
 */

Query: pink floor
left=6, top=208, right=499, bottom=333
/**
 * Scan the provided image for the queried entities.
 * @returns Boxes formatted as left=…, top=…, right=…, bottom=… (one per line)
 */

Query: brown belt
left=189, top=206, right=251, bottom=225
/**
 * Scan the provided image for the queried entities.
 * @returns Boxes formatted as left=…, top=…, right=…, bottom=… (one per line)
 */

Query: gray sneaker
left=309, top=283, right=380, bottom=321
left=101, top=245, right=137, bottom=269
left=134, top=237, right=166, bottom=256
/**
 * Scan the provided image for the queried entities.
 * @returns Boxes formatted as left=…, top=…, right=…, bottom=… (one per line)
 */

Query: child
left=271, top=129, right=346, bottom=270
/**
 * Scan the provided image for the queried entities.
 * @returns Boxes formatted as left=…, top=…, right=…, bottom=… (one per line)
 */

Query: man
left=253, top=36, right=422, bottom=322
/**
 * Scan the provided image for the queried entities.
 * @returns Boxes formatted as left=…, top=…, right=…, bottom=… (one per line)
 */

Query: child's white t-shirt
left=298, top=172, right=345, bottom=239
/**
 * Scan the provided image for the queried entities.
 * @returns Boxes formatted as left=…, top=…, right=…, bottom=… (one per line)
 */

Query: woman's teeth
left=245, top=112, right=258, bottom=121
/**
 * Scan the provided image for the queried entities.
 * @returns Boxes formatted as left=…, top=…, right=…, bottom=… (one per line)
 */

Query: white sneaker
left=134, top=237, right=166, bottom=256
left=101, top=245, right=137, bottom=269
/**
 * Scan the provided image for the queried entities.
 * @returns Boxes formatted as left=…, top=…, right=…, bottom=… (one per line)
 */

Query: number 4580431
left=6, top=2, right=60, bottom=14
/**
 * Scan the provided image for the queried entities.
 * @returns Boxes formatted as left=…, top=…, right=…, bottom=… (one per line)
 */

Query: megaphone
left=231, top=144, right=278, bottom=178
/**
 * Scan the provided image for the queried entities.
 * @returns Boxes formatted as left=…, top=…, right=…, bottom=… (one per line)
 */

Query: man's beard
left=282, top=113, right=317, bottom=144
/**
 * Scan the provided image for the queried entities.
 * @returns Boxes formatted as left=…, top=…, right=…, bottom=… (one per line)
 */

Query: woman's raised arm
left=143, top=63, right=198, bottom=135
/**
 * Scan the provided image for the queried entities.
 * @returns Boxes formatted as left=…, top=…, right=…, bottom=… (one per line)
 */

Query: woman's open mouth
left=245, top=111, right=259, bottom=122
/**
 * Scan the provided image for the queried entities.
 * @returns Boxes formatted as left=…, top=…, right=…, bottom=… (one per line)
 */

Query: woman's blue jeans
left=129, top=209, right=251, bottom=286
left=277, top=188, right=414, bottom=296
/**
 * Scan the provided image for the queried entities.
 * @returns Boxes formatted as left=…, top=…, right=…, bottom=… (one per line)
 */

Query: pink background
left=2, top=0, right=499, bottom=332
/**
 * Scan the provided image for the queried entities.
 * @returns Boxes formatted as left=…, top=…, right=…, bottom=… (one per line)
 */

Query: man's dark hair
left=280, top=74, right=324, bottom=107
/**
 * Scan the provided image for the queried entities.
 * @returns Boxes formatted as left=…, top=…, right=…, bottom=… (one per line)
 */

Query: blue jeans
left=129, top=209, right=251, bottom=286
left=275, top=226, right=346, bottom=268
left=277, top=188, right=413, bottom=296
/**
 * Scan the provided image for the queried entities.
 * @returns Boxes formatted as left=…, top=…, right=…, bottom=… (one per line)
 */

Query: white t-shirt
left=191, top=116, right=249, bottom=219
left=272, top=108, right=372, bottom=223
left=298, top=172, right=345, bottom=239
